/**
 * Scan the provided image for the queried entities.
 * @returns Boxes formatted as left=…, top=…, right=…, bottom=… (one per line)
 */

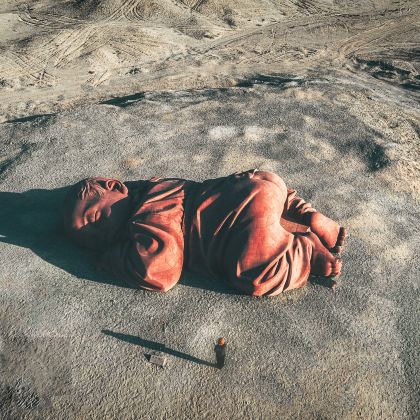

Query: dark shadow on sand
left=100, top=92, right=146, bottom=107
left=0, top=187, right=124, bottom=287
left=179, top=270, right=240, bottom=295
left=4, top=113, right=56, bottom=124
left=102, top=329, right=215, bottom=367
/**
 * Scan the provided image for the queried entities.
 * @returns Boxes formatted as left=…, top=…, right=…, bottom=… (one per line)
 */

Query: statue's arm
left=99, top=213, right=184, bottom=292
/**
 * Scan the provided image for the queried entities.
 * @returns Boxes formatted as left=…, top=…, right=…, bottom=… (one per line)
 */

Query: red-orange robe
left=100, top=170, right=316, bottom=296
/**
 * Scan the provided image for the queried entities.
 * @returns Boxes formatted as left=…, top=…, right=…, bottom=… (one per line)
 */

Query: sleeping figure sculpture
left=63, top=169, right=347, bottom=296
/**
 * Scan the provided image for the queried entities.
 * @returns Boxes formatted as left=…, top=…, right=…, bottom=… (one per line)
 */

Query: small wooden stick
left=215, top=337, right=226, bottom=369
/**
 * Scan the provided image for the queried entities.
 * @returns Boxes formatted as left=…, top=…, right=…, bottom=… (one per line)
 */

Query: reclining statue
left=63, top=169, right=346, bottom=296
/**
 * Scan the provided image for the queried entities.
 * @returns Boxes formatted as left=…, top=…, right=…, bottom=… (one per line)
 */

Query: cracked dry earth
left=0, top=1, right=420, bottom=419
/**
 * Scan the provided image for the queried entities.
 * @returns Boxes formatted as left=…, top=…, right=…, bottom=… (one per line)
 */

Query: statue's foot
left=307, top=212, right=347, bottom=254
left=307, top=232, right=342, bottom=277
left=330, top=226, right=347, bottom=254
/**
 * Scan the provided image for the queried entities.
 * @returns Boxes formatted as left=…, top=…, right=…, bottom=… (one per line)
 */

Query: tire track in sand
left=17, top=3, right=83, bottom=29
left=1, top=51, right=55, bottom=86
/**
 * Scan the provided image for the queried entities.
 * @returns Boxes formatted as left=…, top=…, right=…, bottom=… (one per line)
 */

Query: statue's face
left=69, top=179, right=130, bottom=250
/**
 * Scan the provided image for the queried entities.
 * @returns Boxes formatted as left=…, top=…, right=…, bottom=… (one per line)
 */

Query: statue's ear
left=105, top=179, right=117, bottom=191
left=105, top=179, right=127, bottom=194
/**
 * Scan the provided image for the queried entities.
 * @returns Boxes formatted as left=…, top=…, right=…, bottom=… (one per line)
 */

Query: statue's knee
left=253, top=171, right=287, bottom=192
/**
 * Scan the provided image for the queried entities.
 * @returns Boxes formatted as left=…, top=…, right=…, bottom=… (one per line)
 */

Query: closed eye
left=84, top=208, right=97, bottom=225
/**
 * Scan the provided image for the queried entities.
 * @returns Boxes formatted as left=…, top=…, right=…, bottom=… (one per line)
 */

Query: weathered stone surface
left=0, top=80, right=419, bottom=418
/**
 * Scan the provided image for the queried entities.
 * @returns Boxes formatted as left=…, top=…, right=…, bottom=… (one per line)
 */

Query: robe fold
left=101, top=169, right=316, bottom=296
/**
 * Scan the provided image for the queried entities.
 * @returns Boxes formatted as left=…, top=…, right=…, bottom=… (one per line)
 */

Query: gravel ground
left=0, top=78, right=419, bottom=419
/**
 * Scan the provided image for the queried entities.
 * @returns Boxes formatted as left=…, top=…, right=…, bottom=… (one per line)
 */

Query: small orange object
left=215, top=337, right=226, bottom=369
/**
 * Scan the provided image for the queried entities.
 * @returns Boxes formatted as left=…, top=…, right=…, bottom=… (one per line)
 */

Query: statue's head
left=63, top=177, right=131, bottom=250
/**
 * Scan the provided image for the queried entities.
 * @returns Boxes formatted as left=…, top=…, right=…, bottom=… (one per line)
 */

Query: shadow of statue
left=0, top=187, right=128, bottom=287
left=102, top=329, right=216, bottom=367
left=179, top=269, right=240, bottom=295
left=0, top=187, right=241, bottom=294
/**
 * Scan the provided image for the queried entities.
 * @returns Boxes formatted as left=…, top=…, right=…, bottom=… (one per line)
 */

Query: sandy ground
left=1, top=1, right=420, bottom=419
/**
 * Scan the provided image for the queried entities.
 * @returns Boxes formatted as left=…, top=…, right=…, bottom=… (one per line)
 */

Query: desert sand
left=1, top=1, right=419, bottom=419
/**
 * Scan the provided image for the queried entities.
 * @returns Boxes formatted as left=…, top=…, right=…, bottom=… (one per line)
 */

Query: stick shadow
left=102, top=329, right=216, bottom=368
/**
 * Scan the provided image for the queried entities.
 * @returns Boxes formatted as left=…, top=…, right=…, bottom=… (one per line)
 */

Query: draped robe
left=100, top=169, right=316, bottom=296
